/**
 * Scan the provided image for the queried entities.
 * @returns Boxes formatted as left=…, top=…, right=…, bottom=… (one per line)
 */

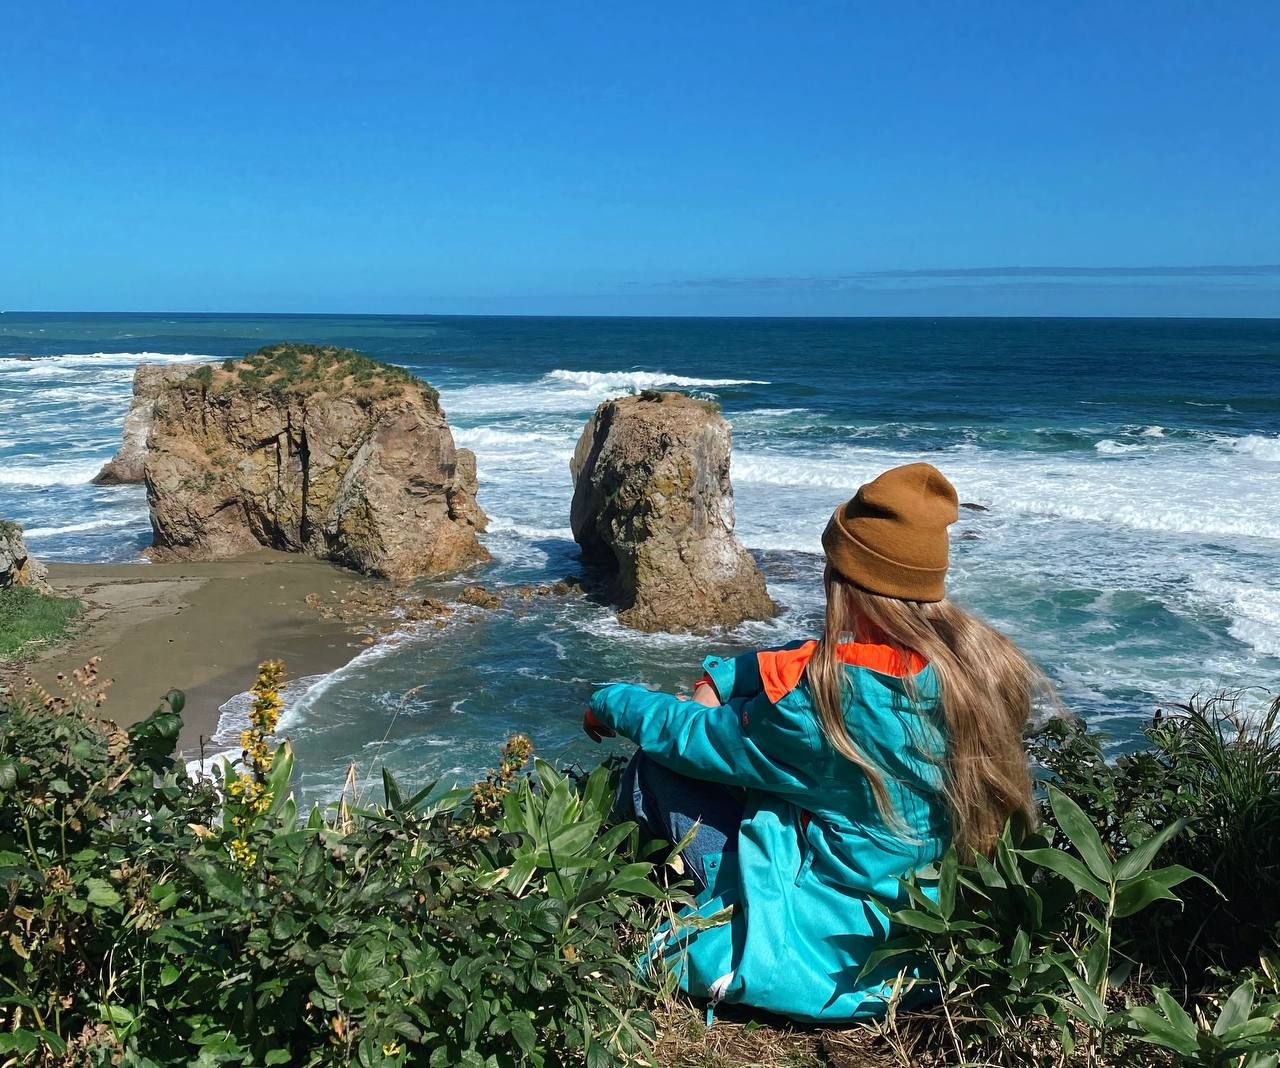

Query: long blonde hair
left=804, top=567, right=1041, bottom=857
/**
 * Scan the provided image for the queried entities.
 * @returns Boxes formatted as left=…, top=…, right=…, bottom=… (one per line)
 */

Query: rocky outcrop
left=142, top=344, right=490, bottom=581
left=570, top=391, right=775, bottom=632
left=0, top=520, right=51, bottom=594
left=93, top=365, right=193, bottom=485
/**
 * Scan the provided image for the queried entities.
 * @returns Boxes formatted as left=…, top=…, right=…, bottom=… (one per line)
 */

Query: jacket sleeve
left=699, top=641, right=810, bottom=702
left=589, top=682, right=816, bottom=792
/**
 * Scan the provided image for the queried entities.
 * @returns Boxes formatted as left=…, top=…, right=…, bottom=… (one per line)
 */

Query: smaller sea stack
left=570, top=390, right=776, bottom=633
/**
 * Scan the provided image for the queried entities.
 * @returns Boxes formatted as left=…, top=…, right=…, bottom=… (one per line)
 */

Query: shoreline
left=13, top=551, right=379, bottom=750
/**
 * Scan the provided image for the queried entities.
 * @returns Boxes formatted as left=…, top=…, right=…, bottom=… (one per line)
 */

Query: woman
left=583, top=462, right=1042, bottom=1021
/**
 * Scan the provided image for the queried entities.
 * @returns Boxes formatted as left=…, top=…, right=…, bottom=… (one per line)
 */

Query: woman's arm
left=589, top=682, right=814, bottom=792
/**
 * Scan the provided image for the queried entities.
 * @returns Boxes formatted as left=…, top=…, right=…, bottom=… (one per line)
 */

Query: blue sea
left=2, top=313, right=1278, bottom=806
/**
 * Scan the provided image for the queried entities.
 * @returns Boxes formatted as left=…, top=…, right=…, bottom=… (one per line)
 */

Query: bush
left=865, top=696, right=1280, bottom=1066
left=0, top=661, right=673, bottom=1066
left=0, top=587, right=81, bottom=660
left=1032, top=693, right=1280, bottom=985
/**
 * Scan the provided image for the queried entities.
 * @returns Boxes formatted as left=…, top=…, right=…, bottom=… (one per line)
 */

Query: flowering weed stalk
left=225, top=659, right=285, bottom=869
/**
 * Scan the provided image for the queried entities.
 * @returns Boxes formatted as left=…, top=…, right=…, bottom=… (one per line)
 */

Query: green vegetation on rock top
left=197, top=343, right=438, bottom=406
left=0, top=519, right=19, bottom=539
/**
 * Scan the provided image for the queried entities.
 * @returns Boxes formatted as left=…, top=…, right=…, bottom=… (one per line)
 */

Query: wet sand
left=21, top=552, right=377, bottom=750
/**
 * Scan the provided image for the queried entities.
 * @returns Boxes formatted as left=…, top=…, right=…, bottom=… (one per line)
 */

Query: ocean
left=2, top=313, right=1278, bottom=807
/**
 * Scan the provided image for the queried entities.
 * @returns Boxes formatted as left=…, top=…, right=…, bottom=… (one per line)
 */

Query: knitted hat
left=821, top=462, right=959, bottom=602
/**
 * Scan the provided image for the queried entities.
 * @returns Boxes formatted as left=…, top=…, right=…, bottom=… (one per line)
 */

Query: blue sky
left=2, top=2, right=1278, bottom=316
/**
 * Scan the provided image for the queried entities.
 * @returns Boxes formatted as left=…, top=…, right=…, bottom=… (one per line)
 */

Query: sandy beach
left=15, top=551, right=378, bottom=749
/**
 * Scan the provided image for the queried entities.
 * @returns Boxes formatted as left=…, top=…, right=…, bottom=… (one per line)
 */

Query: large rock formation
left=570, top=391, right=775, bottom=632
left=93, top=364, right=193, bottom=485
left=0, top=520, right=51, bottom=594
left=142, top=344, right=490, bottom=581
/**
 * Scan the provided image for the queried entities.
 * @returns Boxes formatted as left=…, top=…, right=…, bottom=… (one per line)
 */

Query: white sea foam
left=0, top=350, right=209, bottom=371
left=732, top=443, right=1280, bottom=543
left=453, top=426, right=571, bottom=450
left=1192, top=573, right=1280, bottom=659
left=486, top=515, right=576, bottom=541
left=1094, top=439, right=1145, bottom=455
left=1140, top=425, right=1166, bottom=438
left=444, top=367, right=767, bottom=417
left=545, top=369, right=767, bottom=390
left=0, top=460, right=103, bottom=486
left=1232, top=434, right=1280, bottom=462
left=21, top=513, right=149, bottom=538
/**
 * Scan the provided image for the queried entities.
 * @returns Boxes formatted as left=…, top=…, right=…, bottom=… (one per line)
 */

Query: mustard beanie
left=821, top=462, right=960, bottom=602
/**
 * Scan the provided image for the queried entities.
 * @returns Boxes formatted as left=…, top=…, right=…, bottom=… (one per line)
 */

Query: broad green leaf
left=85, top=877, right=121, bottom=908
left=1047, top=785, right=1113, bottom=883
left=973, top=851, right=1006, bottom=890
left=381, top=767, right=403, bottom=810
left=1019, top=847, right=1108, bottom=902
left=509, top=1012, right=537, bottom=1054
left=1114, top=876, right=1181, bottom=918
left=888, top=909, right=948, bottom=934
left=266, top=742, right=295, bottom=805
left=937, top=848, right=957, bottom=919
left=1065, top=976, right=1107, bottom=1027
left=1083, top=936, right=1109, bottom=988
left=98, top=1003, right=136, bottom=1026
left=1154, top=987, right=1198, bottom=1039
left=1127, top=1006, right=1199, bottom=1057
left=1113, top=818, right=1188, bottom=880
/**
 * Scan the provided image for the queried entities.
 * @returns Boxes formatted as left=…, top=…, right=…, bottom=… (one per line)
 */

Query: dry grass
left=653, top=1003, right=899, bottom=1068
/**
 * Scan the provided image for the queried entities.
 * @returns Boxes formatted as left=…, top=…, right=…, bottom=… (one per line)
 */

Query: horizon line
left=3, top=309, right=1280, bottom=322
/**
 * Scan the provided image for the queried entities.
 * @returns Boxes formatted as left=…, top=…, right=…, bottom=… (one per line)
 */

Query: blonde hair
left=804, top=566, right=1041, bottom=857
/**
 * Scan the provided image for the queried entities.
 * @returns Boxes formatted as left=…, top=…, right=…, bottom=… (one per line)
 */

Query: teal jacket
left=589, top=639, right=949, bottom=1022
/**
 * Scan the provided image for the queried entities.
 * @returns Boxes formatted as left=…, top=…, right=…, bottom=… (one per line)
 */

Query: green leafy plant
left=1125, top=978, right=1280, bottom=1067
left=867, top=785, right=1202, bottom=1064
left=1033, top=691, right=1280, bottom=985
left=0, top=662, right=671, bottom=1066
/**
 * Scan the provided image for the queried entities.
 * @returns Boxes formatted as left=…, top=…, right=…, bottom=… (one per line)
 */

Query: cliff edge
left=143, top=344, right=489, bottom=581
left=570, top=391, right=775, bottom=632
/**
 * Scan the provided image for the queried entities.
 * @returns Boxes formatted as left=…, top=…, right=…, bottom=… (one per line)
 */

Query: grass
left=653, top=1003, right=897, bottom=1067
left=201, top=342, right=437, bottom=405
left=0, top=586, right=82, bottom=660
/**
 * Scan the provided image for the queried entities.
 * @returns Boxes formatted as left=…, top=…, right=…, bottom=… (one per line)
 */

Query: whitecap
left=0, top=460, right=102, bottom=486
left=544, top=369, right=767, bottom=390
left=1231, top=434, right=1280, bottom=462
left=21, top=513, right=149, bottom=538
left=0, top=351, right=210, bottom=371
left=1192, top=573, right=1280, bottom=659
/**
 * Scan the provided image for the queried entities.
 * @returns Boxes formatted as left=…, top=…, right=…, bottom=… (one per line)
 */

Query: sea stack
left=142, top=344, right=490, bottom=581
left=570, top=390, right=776, bottom=632
left=0, top=519, right=51, bottom=594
